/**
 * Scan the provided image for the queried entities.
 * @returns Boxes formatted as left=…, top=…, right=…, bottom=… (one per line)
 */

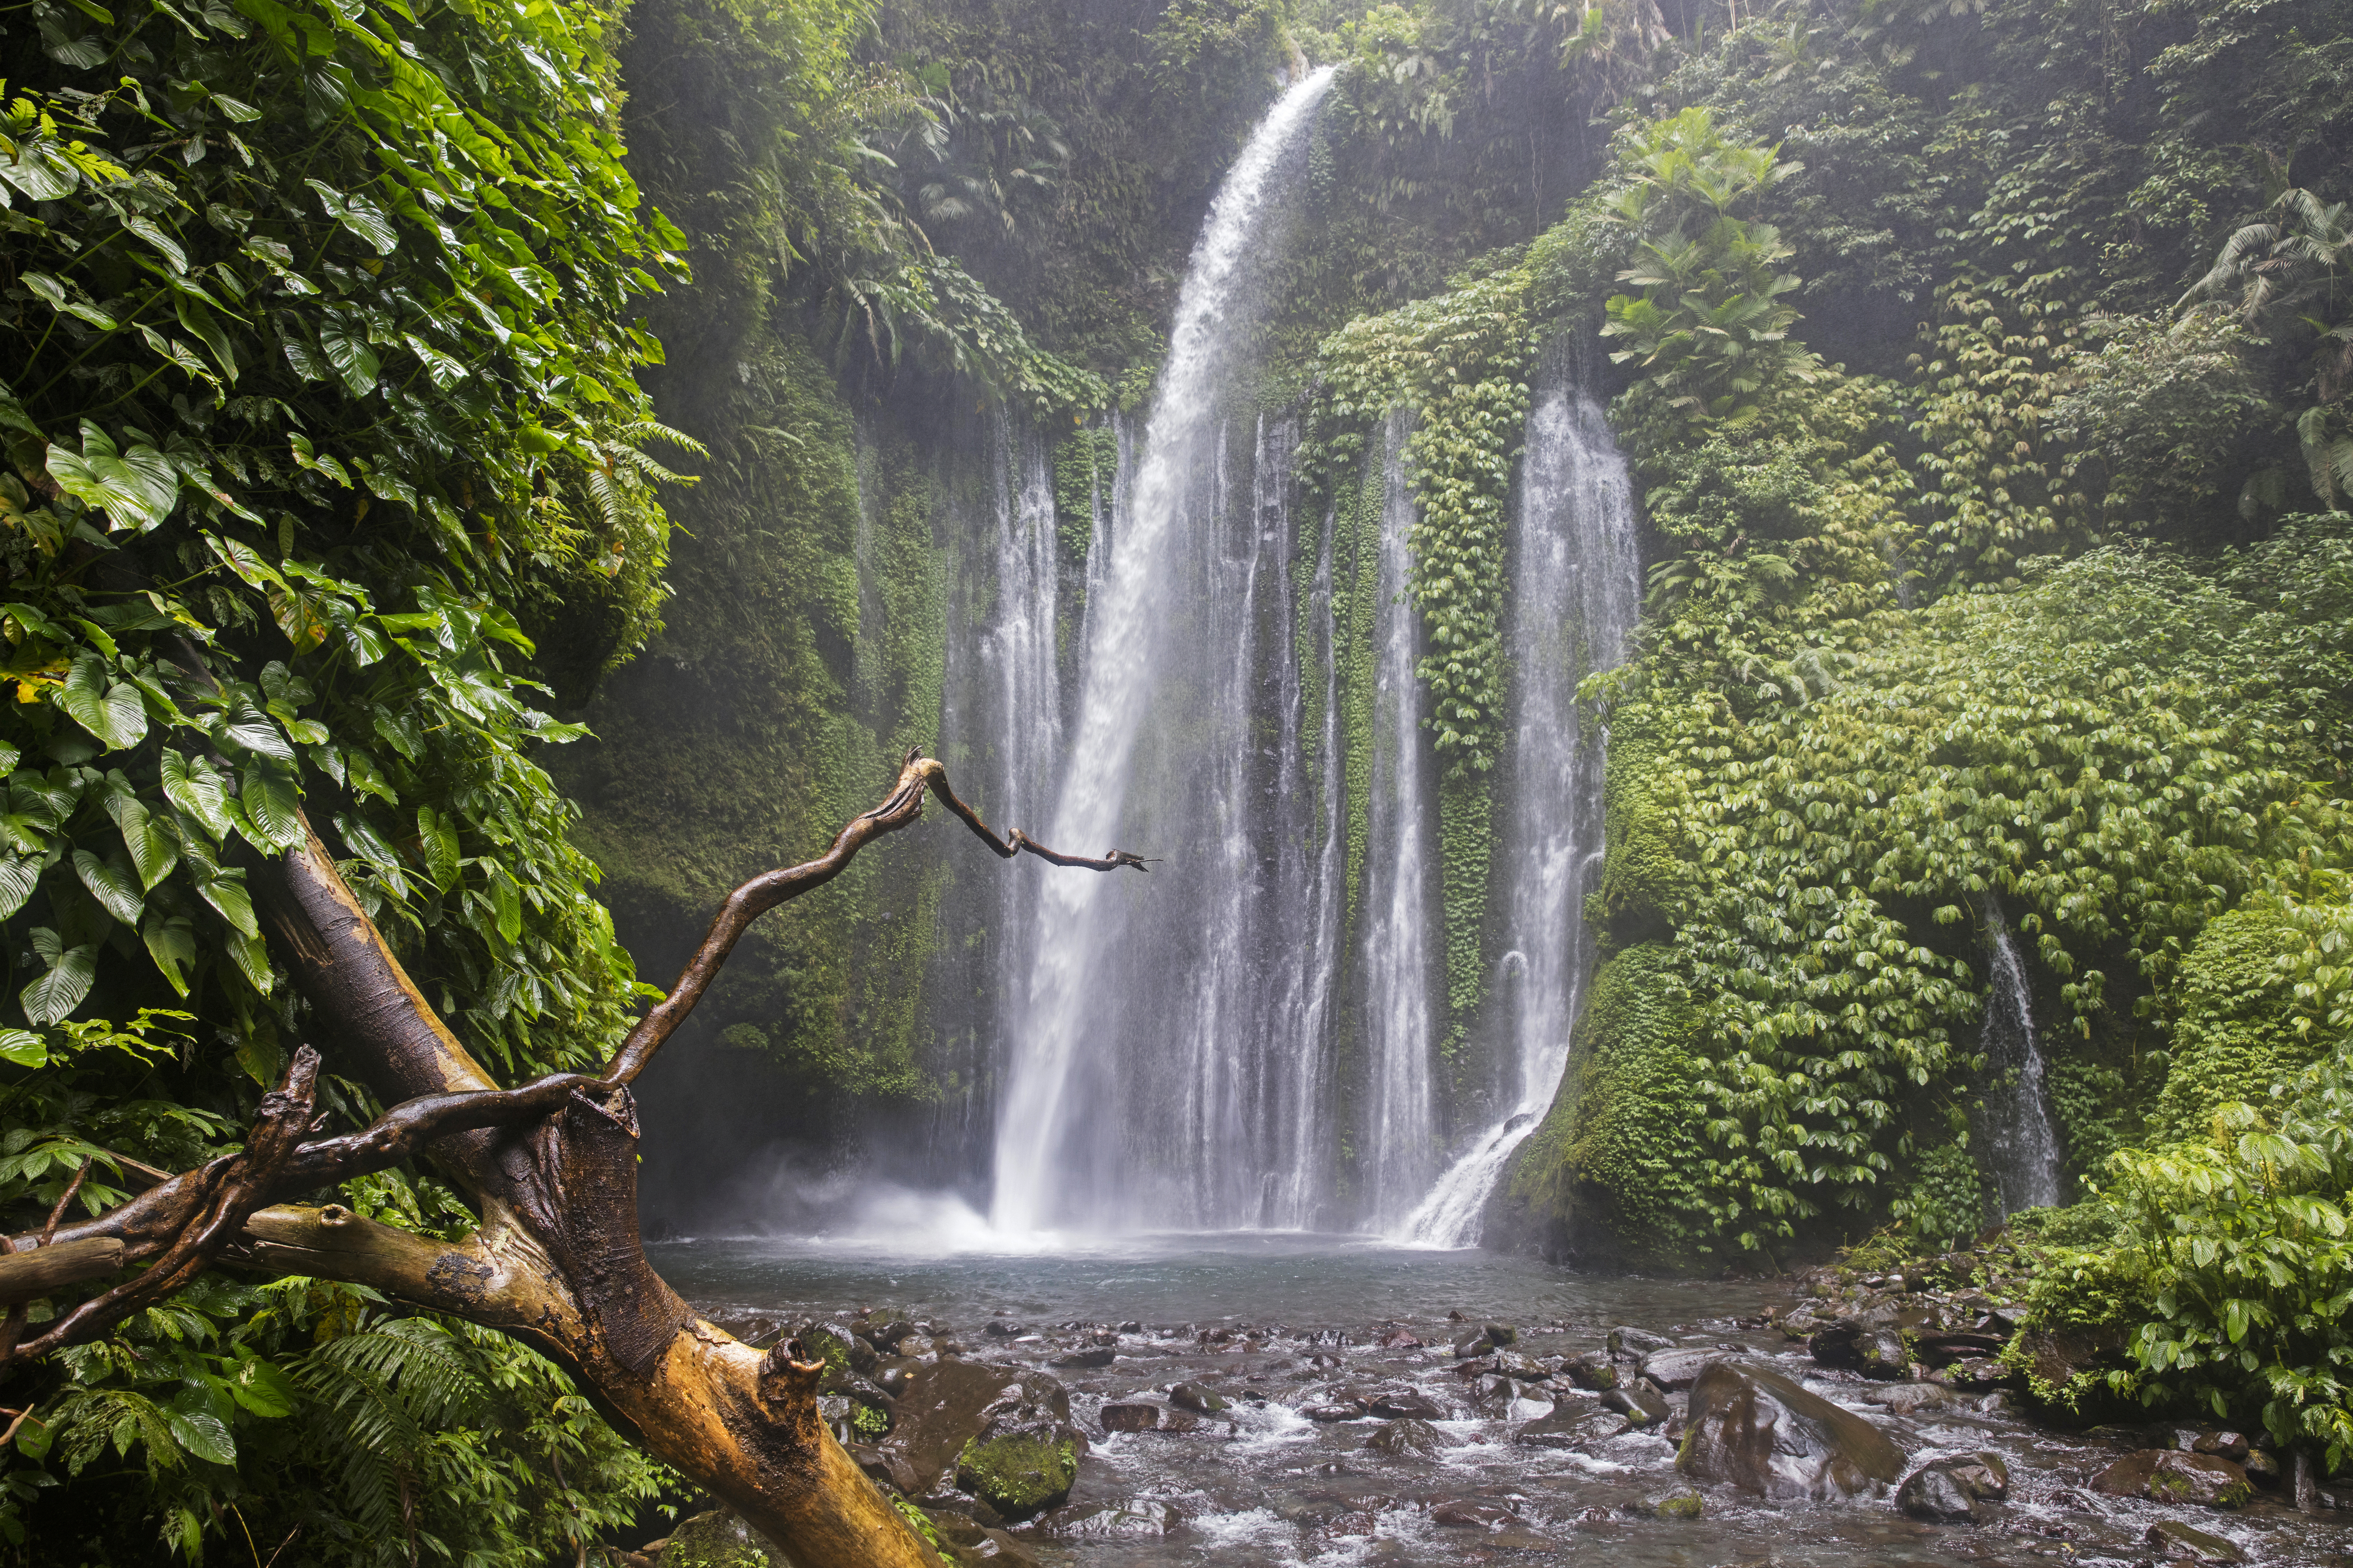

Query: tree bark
left=7, top=749, right=1144, bottom=1568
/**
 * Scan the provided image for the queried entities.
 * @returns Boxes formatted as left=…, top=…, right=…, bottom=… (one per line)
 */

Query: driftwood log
left=0, top=750, right=1145, bottom=1567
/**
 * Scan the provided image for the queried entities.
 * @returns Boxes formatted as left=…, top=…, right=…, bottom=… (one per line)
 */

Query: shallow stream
left=656, top=1234, right=2353, bottom=1567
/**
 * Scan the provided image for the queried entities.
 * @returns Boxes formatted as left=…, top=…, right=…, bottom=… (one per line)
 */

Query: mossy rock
left=655, top=1509, right=783, bottom=1568
left=954, top=1433, right=1077, bottom=1520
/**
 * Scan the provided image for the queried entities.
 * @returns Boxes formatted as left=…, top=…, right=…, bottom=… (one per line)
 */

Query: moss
left=2150, top=905, right=2338, bottom=1144
left=1508, top=941, right=1705, bottom=1260
left=953, top=1434, right=1077, bottom=1519
left=1437, top=771, right=1494, bottom=1059
left=1589, top=707, right=1686, bottom=950
left=1051, top=422, right=1116, bottom=562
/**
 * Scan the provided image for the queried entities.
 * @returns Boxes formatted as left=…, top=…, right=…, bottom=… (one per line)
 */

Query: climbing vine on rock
left=1316, top=264, right=1532, bottom=776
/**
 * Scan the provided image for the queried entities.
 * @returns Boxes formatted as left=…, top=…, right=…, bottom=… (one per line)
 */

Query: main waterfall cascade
left=1978, top=911, right=2066, bottom=1214
left=990, top=68, right=1341, bottom=1231
left=915, top=72, right=1643, bottom=1239
left=1398, top=384, right=1641, bottom=1246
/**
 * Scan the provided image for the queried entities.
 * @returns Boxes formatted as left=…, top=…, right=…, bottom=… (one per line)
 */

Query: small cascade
left=993, top=69, right=1338, bottom=1232
left=1398, top=381, right=1640, bottom=1246
left=1361, top=412, right=1439, bottom=1228
left=1979, top=912, right=2065, bottom=1214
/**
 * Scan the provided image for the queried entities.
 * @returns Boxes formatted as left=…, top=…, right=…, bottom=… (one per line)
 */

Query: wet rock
left=1861, top=1383, right=1952, bottom=1416
left=1896, top=1464, right=1981, bottom=1523
left=2192, top=1430, right=2251, bottom=1463
left=849, top=1440, right=916, bottom=1493
left=899, top=1334, right=939, bottom=1359
left=652, top=1510, right=783, bottom=1567
left=2143, top=1520, right=2248, bottom=1563
left=1049, top=1347, right=1114, bottom=1369
left=2013, top=1324, right=2120, bottom=1392
left=1483, top=1322, right=1517, bottom=1347
left=1452, top=1331, right=1493, bottom=1358
left=1609, top=1326, right=1674, bottom=1357
left=882, top=1363, right=1083, bottom=1497
left=1168, top=1381, right=1227, bottom=1413
left=868, top=1317, right=917, bottom=1349
left=1603, top=1377, right=1671, bottom=1428
left=1365, top=1417, right=1455, bottom=1457
left=2243, top=1449, right=2280, bottom=1486
left=1380, top=1328, right=1423, bottom=1349
left=1677, top=1359, right=1906, bottom=1500
left=1559, top=1351, right=1619, bottom=1391
left=1034, top=1499, right=1183, bottom=1540
left=1947, top=1452, right=2009, bottom=1501
left=1489, top=1349, right=1548, bottom=1380
left=1938, top=1357, right=2016, bottom=1390
left=1367, top=1388, right=1444, bottom=1419
left=1430, top=1499, right=1519, bottom=1529
left=1514, top=1404, right=1629, bottom=1449
left=929, top=1513, right=1039, bottom=1566
left=1813, top=1325, right=1911, bottom=1379
left=2092, top=1450, right=2253, bottom=1509
left=954, top=1431, right=1079, bottom=1521
left=1098, top=1402, right=1164, bottom=1434
left=1631, top=1486, right=1704, bottom=1520
left=1302, top=1403, right=1363, bottom=1423
left=1638, top=1347, right=1719, bottom=1391
left=984, top=1320, right=1024, bottom=1338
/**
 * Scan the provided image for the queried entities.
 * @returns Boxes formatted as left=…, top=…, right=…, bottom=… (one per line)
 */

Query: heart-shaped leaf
left=143, top=914, right=197, bottom=998
left=21, top=941, right=96, bottom=1025
left=46, top=422, right=179, bottom=532
left=54, top=655, right=149, bottom=750
left=73, top=847, right=144, bottom=925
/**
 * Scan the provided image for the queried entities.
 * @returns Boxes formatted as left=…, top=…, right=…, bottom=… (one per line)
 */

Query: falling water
left=1397, top=381, right=1640, bottom=1246
left=992, top=69, right=1338, bottom=1232
left=1980, top=912, right=2065, bottom=1214
left=1360, top=415, right=1439, bottom=1228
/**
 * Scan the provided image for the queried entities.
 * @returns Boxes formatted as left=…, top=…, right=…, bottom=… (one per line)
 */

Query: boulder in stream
left=1609, top=1326, right=1674, bottom=1358
left=1638, top=1347, right=1719, bottom=1390
left=651, top=1508, right=782, bottom=1568
left=1514, top=1402, right=1629, bottom=1449
left=1895, top=1453, right=2006, bottom=1523
left=1365, top=1417, right=1455, bottom=1457
left=1676, top=1360, right=1906, bottom=1499
left=881, top=1363, right=1085, bottom=1503
left=2144, top=1519, right=2248, bottom=1563
left=2092, top=1450, right=2253, bottom=1509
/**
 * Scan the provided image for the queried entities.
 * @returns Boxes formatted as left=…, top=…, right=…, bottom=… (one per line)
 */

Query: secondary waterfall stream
left=1979, top=910, right=2065, bottom=1214
left=1398, top=382, right=1639, bottom=1246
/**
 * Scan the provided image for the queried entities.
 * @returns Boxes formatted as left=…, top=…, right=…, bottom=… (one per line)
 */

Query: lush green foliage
left=0, top=0, right=704, bottom=1552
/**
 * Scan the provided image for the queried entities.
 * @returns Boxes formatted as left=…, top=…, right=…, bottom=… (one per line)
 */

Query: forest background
left=2, top=0, right=2352, bottom=1559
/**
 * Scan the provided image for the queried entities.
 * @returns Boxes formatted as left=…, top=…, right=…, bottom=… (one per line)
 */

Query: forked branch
left=602, top=749, right=1147, bottom=1084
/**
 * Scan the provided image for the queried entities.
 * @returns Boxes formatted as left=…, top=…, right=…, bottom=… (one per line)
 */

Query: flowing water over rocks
left=653, top=1237, right=2353, bottom=1567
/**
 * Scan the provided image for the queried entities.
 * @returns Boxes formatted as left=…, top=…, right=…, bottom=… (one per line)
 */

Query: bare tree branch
left=603, top=750, right=1145, bottom=1085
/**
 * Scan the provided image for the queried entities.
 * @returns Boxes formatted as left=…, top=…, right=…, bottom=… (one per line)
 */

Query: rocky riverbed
left=635, top=1234, right=2353, bottom=1567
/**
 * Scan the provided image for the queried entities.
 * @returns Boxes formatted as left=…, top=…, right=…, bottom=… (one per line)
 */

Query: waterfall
left=1361, top=414, right=1439, bottom=1228
left=1979, top=912, right=2064, bottom=1214
left=1397, top=380, right=1640, bottom=1246
left=992, top=69, right=1338, bottom=1232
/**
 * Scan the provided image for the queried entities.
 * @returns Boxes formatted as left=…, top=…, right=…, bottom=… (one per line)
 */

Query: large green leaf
left=73, top=848, right=144, bottom=925
left=164, top=1407, right=235, bottom=1467
left=319, top=318, right=381, bottom=399
left=0, top=853, right=41, bottom=920
left=45, top=422, right=178, bottom=532
left=54, top=655, right=149, bottom=750
left=162, top=750, right=233, bottom=838
left=240, top=768, right=302, bottom=852
left=418, top=805, right=461, bottom=890
left=21, top=938, right=96, bottom=1026
left=227, top=1356, right=294, bottom=1418
left=196, top=871, right=259, bottom=939
left=143, top=914, right=197, bottom=998
left=111, top=798, right=179, bottom=890
left=0, top=1029, right=46, bottom=1069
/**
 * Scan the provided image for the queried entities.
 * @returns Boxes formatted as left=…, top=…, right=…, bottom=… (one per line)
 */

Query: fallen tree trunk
left=7, top=750, right=1147, bottom=1568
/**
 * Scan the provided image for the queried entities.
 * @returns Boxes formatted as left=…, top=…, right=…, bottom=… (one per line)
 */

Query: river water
left=655, top=1236, right=2353, bottom=1567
